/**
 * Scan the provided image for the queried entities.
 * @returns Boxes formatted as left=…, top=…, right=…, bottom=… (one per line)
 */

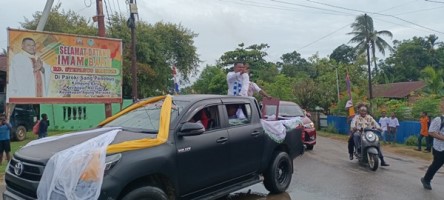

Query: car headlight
left=365, top=132, right=377, bottom=142
left=105, top=153, right=122, bottom=173
left=304, top=122, right=314, bottom=129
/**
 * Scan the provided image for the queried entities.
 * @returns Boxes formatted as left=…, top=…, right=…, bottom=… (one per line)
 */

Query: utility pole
left=128, top=0, right=138, bottom=102
left=36, top=0, right=55, bottom=31
left=94, top=0, right=106, bottom=37
left=94, top=0, right=111, bottom=117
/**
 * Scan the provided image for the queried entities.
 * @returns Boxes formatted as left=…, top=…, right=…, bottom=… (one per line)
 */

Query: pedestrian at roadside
left=0, top=114, right=12, bottom=165
left=425, top=114, right=433, bottom=152
left=39, top=113, right=50, bottom=139
left=378, top=111, right=389, bottom=143
left=420, top=113, right=444, bottom=190
left=388, top=112, right=400, bottom=144
left=415, top=112, right=431, bottom=152
left=227, top=62, right=249, bottom=96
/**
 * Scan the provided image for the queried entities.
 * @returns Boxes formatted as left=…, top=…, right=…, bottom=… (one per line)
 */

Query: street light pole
left=336, top=66, right=340, bottom=103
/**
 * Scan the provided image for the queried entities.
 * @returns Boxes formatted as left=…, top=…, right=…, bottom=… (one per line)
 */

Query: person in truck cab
left=226, top=104, right=246, bottom=119
left=350, top=104, right=389, bottom=166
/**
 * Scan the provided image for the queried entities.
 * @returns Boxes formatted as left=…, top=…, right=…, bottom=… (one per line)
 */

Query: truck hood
left=14, top=129, right=157, bottom=164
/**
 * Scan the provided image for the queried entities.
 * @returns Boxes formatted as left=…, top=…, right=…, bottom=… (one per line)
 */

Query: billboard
left=7, top=28, right=122, bottom=104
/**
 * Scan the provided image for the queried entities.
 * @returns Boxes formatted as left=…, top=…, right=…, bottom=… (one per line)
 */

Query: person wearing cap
left=350, top=104, right=389, bottom=166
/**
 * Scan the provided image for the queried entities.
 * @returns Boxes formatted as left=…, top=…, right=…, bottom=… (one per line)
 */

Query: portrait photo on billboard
left=7, top=29, right=122, bottom=104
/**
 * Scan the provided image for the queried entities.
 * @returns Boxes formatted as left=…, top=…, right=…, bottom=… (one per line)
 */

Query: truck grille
left=6, top=180, right=38, bottom=198
left=8, top=158, right=44, bottom=181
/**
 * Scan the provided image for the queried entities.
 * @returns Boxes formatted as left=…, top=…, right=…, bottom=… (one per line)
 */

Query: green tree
left=420, top=66, right=444, bottom=95
left=348, top=14, right=393, bottom=73
left=260, top=75, right=294, bottom=101
left=329, top=44, right=357, bottom=64
left=192, top=65, right=227, bottom=94
left=279, top=51, right=312, bottom=78
left=218, top=43, right=278, bottom=82
left=383, top=36, right=444, bottom=82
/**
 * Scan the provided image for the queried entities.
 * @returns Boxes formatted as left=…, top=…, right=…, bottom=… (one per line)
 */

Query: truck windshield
left=266, top=105, right=305, bottom=117
left=104, top=100, right=188, bottom=133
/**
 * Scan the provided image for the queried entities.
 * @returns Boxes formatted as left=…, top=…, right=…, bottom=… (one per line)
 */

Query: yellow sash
left=99, top=95, right=172, bottom=154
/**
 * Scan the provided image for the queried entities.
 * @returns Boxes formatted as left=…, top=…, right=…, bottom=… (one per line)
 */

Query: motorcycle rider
left=350, top=104, right=390, bottom=166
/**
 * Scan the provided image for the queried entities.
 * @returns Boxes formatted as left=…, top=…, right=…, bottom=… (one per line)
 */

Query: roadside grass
left=318, top=130, right=433, bottom=161
left=1, top=130, right=67, bottom=174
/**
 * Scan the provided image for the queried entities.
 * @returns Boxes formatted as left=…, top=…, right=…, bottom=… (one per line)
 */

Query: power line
left=115, top=0, right=123, bottom=14
left=425, top=0, right=444, bottom=4
left=299, top=23, right=351, bottom=51
left=218, top=0, right=355, bottom=17
left=376, top=0, right=419, bottom=13
left=103, top=0, right=112, bottom=25
left=301, top=0, right=444, bottom=35
left=394, top=5, right=444, bottom=15
left=269, top=0, right=355, bottom=16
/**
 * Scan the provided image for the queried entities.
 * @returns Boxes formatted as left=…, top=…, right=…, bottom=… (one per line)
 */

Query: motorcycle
left=354, top=128, right=381, bottom=171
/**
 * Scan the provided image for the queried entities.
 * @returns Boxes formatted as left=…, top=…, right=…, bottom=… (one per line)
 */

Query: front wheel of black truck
left=121, top=186, right=168, bottom=200
left=263, top=151, right=293, bottom=194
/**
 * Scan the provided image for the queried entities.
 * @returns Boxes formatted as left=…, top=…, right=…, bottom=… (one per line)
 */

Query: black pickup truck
left=3, top=95, right=304, bottom=200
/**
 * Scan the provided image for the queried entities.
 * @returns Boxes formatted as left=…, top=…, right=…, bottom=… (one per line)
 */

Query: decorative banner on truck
left=7, top=28, right=122, bottom=104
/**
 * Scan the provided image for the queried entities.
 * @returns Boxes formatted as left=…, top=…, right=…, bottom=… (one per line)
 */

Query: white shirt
left=7, top=51, right=50, bottom=99
left=247, top=82, right=262, bottom=96
left=378, top=116, right=390, bottom=131
left=227, top=72, right=249, bottom=96
left=388, top=117, right=400, bottom=128
left=428, top=116, right=444, bottom=151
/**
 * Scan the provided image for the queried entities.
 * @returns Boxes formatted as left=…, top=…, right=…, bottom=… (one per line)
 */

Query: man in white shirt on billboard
left=7, top=37, right=50, bottom=98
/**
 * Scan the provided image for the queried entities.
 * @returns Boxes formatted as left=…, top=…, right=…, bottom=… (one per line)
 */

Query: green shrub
left=405, top=135, right=417, bottom=146
left=324, top=123, right=338, bottom=134
left=405, top=135, right=427, bottom=146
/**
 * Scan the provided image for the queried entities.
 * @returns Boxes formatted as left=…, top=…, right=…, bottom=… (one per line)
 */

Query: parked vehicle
left=353, top=128, right=381, bottom=171
left=9, top=105, right=37, bottom=141
left=265, top=101, right=316, bottom=150
left=4, top=95, right=304, bottom=200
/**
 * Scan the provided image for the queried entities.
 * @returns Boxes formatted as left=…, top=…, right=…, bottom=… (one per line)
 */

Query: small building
left=0, top=55, right=7, bottom=113
left=372, top=81, right=426, bottom=102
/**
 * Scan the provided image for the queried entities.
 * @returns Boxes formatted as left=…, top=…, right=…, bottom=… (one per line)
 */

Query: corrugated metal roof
left=372, top=81, right=426, bottom=98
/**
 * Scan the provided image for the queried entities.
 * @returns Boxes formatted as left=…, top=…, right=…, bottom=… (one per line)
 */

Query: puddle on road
left=224, top=190, right=291, bottom=200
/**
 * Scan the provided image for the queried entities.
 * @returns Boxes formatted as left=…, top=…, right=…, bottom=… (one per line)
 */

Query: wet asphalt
left=227, top=136, right=444, bottom=200
left=1, top=136, right=443, bottom=200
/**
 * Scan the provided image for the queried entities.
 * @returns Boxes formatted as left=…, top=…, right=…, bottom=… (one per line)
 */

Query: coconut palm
left=421, top=66, right=444, bottom=95
left=348, top=14, right=393, bottom=73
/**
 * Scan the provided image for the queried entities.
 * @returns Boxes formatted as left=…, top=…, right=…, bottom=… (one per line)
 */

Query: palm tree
left=348, top=14, right=393, bottom=73
left=421, top=66, right=444, bottom=95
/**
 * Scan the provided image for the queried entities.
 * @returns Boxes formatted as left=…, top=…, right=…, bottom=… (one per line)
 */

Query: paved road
left=1, top=136, right=443, bottom=200
left=228, top=136, right=444, bottom=200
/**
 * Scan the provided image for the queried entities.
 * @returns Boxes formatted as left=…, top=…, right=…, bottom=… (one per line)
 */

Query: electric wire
left=394, top=5, right=444, bottom=15
left=299, top=0, right=444, bottom=35
left=103, top=0, right=112, bottom=25
left=299, top=23, right=351, bottom=51
left=219, top=0, right=355, bottom=16
left=376, top=0, right=419, bottom=13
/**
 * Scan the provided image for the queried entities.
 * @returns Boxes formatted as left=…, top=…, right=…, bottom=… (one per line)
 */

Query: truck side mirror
left=178, top=122, right=205, bottom=137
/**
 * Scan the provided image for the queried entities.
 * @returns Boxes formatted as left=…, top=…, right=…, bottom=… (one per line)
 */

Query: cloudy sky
left=1, top=0, right=444, bottom=70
